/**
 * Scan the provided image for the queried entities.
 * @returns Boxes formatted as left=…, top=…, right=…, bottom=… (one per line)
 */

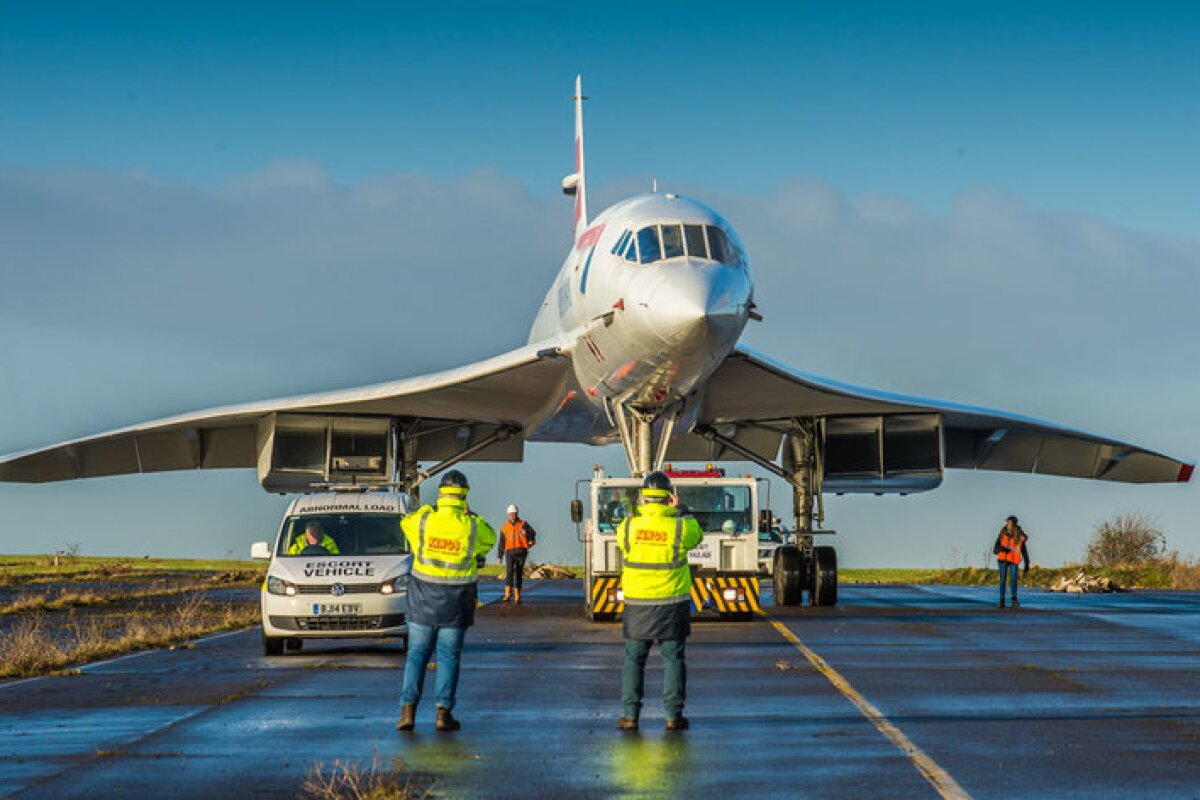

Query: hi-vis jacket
left=499, top=519, right=535, bottom=556
left=402, top=497, right=497, bottom=585
left=617, top=504, right=704, bottom=605
left=993, top=527, right=1029, bottom=566
left=287, top=532, right=340, bottom=555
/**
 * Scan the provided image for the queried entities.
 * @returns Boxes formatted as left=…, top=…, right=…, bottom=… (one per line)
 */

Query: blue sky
left=1, top=1, right=1197, bottom=566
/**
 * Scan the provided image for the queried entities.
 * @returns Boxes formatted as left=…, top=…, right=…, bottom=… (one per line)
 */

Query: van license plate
left=312, top=603, right=361, bottom=616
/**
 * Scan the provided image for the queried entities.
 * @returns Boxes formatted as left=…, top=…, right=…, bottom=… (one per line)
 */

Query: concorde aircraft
left=1, top=77, right=1192, bottom=602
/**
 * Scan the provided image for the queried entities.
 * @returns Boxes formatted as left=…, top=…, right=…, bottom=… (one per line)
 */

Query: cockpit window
left=706, top=226, right=736, bottom=265
left=611, top=230, right=631, bottom=255
left=661, top=224, right=685, bottom=259
left=626, top=223, right=744, bottom=267
left=684, top=225, right=707, bottom=258
left=623, top=234, right=638, bottom=262
left=637, top=226, right=662, bottom=264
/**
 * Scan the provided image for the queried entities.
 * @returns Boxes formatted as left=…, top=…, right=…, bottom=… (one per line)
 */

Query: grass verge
left=840, top=557, right=1200, bottom=590
left=303, top=758, right=437, bottom=800
left=0, top=593, right=260, bottom=679
left=0, top=555, right=264, bottom=586
left=0, top=580, right=258, bottom=616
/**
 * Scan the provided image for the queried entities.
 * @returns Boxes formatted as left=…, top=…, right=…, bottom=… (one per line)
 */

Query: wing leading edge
left=689, top=345, right=1193, bottom=486
left=0, top=340, right=573, bottom=484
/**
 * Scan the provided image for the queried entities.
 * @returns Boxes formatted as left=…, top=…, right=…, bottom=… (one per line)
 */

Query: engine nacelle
left=819, top=414, right=944, bottom=494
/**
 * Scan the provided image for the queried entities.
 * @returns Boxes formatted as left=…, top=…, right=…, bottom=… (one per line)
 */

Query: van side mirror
left=758, top=509, right=773, bottom=533
left=250, top=541, right=272, bottom=560
left=570, top=498, right=584, bottom=524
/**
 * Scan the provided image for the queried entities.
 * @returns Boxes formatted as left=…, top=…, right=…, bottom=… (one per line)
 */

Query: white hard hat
left=507, top=504, right=519, bottom=515
left=721, top=519, right=736, bottom=533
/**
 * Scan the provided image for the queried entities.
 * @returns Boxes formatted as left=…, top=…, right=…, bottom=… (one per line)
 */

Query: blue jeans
left=622, top=638, right=686, bottom=720
left=999, top=561, right=1021, bottom=602
left=400, top=622, right=466, bottom=711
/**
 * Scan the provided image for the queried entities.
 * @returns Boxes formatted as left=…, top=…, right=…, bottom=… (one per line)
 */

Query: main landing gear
left=771, top=420, right=838, bottom=608
left=772, top=543, right=837, bottom=607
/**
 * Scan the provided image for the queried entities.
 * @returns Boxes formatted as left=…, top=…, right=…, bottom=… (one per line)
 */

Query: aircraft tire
left=811, top=546, right=838, bottom=607
left=262, top=632, right=284, bottom=657
left=773, top=546, right=805, bottom=606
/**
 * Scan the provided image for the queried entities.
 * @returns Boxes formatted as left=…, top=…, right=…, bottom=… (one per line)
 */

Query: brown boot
left=666, top=716, right=689, bottom=731
left=616, top=716, right=639, bottom=731
left=435, top=707, right=461, bottom=731
left=503, top=588, right=511, bottom=602
left=396, top=704, right=416, bottom=731
left=514, top=589, right=521, bottom=605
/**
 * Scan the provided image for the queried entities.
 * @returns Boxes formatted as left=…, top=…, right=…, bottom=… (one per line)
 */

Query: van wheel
left=263, top=633, right=284, bottom=656
left=285, top=638, right=303, bottom=652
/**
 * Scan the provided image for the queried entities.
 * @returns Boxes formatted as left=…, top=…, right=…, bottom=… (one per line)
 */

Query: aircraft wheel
left=773, top=546, right=805, bottom=606
left=810, top=546, right=838, bottom=607
left=285, top=637, right=303, bottom=652
left=262, top=632, right=284, bottom=657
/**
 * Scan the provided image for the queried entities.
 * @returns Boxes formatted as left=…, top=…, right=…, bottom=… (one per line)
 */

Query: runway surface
left=3, top=581, right=1200, bottom=798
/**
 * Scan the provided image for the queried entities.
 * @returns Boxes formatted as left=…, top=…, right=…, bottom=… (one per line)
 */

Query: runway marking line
left=767, top=616, right=971, bottom=800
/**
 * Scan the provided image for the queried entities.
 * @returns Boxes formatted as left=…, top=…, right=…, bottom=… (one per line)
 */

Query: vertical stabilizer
left=562, top=75, right=588, bottom=242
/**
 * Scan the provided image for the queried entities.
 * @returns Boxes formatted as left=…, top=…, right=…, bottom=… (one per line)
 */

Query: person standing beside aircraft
left=993, top=515, right=1030, bottom=608
left=396, top=470, right=497, bottom=732
left=498, top=503, right=536, bottom=604
left=616, top=471, right=704, bottom=731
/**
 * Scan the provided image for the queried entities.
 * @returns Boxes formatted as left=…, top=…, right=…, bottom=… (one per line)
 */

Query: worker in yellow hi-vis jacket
left=615, top=471, right=704, bottom=732
left=396, top=470, right=496, bottom=733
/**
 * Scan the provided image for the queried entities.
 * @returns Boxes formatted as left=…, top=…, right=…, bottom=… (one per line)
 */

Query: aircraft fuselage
left=528, top=193, right=753, bottom=441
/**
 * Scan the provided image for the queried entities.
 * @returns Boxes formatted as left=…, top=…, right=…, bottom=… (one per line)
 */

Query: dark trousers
left=999, top=561, right=1021, bottom=601
left=621, top=638, right=686, bottom=720
left=505, top=550, right=528, bottom=591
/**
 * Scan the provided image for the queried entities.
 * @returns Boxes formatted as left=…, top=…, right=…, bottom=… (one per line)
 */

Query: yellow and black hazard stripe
left=693, top=573, right=761, bottom=615
left=590, top=574, right=624, bottom=618
left=590, top=572, right=760, bottom=621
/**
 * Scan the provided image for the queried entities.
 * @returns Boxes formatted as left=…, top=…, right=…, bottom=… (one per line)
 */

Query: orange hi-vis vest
left=999, top=531, right=1025, bottom=565
left=501, top=520, right=531, bottom=551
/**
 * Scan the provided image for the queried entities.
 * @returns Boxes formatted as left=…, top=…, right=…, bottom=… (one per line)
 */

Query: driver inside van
left=288, top=520, right=340, bottom=555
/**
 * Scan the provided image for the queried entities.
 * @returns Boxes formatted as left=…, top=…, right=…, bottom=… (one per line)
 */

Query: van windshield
left=277, top=513, right=408, bottom=557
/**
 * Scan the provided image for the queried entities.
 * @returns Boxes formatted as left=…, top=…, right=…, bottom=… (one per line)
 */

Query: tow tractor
left=573, top=465, right=765, bottom=621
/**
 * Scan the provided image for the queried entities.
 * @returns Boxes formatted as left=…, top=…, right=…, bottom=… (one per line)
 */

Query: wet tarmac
left=2, top=582, right=1200, bottom=798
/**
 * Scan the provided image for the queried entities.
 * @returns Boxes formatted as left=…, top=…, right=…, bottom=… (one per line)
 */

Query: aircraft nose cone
left=648, top=264, right=751, bottom=346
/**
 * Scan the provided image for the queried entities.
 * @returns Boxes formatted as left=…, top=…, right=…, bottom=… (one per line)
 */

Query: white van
left=250, top=489, right=414, bottom=656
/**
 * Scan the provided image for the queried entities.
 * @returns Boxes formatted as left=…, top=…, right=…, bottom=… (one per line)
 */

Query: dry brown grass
left=0, top=593, right=260, bottom=678
left=1160, top=554, right=1200, bottom=590
left=302, top=758, right=437, bottom=800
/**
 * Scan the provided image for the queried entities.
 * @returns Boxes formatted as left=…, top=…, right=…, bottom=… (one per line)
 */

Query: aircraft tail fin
left=561, top=74, right=588, bottom=242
